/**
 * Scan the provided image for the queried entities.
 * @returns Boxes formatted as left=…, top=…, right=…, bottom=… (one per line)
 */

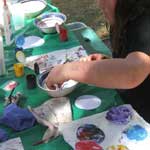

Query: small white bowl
left=34, top=12, right=67, bottom=33
left=21, top=0, right=47, bottom=19
left=37, top=71, right=78, bottom=97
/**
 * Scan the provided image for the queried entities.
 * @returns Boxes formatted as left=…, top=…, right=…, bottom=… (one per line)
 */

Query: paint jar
left=59, top=27, right=68, bottom=41
left=13, top=63, right=24, bottom=77
left=26, top=74, right=36, bottom=89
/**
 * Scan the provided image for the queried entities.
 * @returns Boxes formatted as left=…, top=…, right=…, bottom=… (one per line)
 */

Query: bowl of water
left=34, top=12, right=67, bottom=33
left=37, top=70, right=78, bottom=97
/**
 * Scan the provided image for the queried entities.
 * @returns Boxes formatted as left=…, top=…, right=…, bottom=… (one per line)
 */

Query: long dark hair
left=111, top=0, right=150, bottom=57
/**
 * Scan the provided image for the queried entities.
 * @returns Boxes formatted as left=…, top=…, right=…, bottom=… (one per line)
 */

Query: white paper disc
left=22, top=36, right=45, bottom=49
left=75, top=95, right=101, bottom=110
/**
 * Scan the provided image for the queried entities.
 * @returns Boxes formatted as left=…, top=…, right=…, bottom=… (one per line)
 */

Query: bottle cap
left=15, top=47, right=23, bottom=52
left=16, top=51, right=26, bottom=64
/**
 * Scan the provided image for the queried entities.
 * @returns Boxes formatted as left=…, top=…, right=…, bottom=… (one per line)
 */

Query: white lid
left=75, top=95, right=101, bottom=110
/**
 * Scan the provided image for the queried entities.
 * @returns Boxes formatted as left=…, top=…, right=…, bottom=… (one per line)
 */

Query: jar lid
left=16, top=51, right=26, bottom=64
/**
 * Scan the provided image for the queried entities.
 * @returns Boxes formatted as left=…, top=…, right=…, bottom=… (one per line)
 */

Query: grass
left=52, top=0, right=109, bottom=39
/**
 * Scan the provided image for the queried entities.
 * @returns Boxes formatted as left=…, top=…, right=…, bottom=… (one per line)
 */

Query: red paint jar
left=59, top=27, right=68, bottom=41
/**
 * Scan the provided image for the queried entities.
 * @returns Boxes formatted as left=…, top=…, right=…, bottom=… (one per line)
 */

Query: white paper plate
left=22, top=36, right=45, bottom=49
left=75, top=95, right=101, bottom=110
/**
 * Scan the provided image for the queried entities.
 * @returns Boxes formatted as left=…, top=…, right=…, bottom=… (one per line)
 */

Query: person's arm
left=46, top=51, right=150, bottom=89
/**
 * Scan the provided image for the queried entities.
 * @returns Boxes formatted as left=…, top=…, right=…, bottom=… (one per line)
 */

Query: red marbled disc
left=75, top=140, right=103, bottom=150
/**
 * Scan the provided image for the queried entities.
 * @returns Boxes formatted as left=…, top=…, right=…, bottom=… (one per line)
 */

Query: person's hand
left=45, top=64, right=68, bottom=89
left=80, top=53, right=110, bottom=62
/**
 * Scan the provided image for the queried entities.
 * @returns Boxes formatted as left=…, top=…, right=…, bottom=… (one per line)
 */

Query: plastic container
left=66, top=22, right=87, bottom=31
left=11, top=3, right=25, bottom=31
left=3, top=0, right=14, bottom=45
left=0, top=30, right=6, bottom=76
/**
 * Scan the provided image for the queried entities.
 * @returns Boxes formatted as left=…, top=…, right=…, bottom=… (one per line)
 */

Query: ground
left=52, top=0, right=109, bottom=39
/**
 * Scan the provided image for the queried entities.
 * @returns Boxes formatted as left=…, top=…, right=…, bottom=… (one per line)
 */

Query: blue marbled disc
left=124, top=124, right=148, bottom=141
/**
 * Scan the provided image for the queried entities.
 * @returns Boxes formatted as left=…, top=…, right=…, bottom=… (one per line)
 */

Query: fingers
left=80, top=54, right=110, bottom=62
left=45, top=73, right=54, bottom=89
left=91, top=54, right=104, bottom=60
left=80, top=56, right=92, bottom=62
left=45, top=65, right=65, bottom=90
left=48, top=84, right=63, bottom=90
left=91, top=55, right=98, bottom=61
left=45, top=77, right=54, bottom=89
left=79, top=53, right=103, bottom=62
left=80, top=57, right=87, bottom=62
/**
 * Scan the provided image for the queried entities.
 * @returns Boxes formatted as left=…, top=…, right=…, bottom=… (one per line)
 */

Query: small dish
left=34, top=12, right=67, bottom=33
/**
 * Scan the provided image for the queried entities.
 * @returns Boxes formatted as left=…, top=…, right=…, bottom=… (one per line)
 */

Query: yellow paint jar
left=13, top=63, right=24, bottom=77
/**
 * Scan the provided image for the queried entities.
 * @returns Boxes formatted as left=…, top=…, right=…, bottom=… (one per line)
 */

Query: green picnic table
left=0, top=6, right=123, bottom=149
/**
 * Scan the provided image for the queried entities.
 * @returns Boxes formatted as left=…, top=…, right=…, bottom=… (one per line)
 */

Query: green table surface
left=0, top=20, right=123, bottom=150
